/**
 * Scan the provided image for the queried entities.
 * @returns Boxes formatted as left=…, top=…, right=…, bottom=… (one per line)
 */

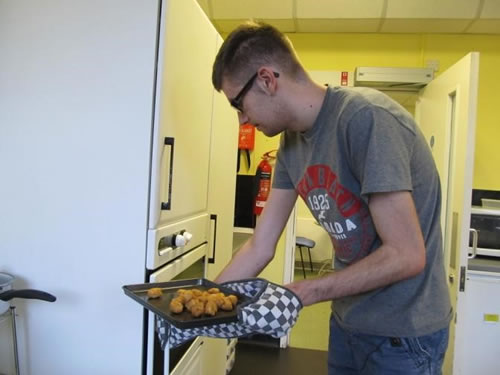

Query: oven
left=469, top=206, right=500, bottom=258
left=145, top=243, right=207, bottom=375
left=143, top=208, right=212, bottom=375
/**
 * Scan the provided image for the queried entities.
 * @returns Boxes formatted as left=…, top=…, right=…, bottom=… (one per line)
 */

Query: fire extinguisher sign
left=341, top=71, right=348, bottom=86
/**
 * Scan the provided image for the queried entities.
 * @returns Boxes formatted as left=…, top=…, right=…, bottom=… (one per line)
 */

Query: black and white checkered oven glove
left=156, top=278, right=303, bottom=349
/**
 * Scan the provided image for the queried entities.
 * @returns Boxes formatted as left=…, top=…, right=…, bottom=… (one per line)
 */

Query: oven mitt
left=156, top=278, right=303, bottom=349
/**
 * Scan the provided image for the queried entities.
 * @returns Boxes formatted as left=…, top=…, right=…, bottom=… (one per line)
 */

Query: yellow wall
left=286, top=33, right=500, bottom=190
left=236, top=33, right=500, bottom=190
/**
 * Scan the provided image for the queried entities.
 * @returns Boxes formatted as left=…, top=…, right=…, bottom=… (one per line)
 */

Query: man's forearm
left=287, top=243, right=425, bottom=306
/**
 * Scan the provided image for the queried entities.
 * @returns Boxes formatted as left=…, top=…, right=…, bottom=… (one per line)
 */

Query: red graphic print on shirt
left=297, top=165, right=376, bottom=264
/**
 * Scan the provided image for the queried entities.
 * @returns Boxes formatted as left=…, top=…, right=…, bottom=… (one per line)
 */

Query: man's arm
left=215, top=187, right=298, bottom=283
left=286, top=191, right=426, bottom=306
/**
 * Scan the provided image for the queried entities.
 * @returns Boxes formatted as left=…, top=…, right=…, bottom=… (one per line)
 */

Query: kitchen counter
left=468, top=256, right=500, bottom=273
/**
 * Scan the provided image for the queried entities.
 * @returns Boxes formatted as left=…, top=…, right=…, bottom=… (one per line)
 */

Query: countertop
left=468, top=256, right=500, bottom=273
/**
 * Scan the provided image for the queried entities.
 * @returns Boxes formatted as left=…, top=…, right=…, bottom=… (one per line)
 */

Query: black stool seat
left=296, top=236, right=315, bottom=248
left=295, top=237, right=316, bottom=279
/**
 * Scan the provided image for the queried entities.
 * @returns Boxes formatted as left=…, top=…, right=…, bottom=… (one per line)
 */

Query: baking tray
left=122, top=278, right=250, bottom=328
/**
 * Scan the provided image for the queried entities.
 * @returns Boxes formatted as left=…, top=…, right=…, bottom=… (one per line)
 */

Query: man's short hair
left=212, top=21, right=303, bottom=91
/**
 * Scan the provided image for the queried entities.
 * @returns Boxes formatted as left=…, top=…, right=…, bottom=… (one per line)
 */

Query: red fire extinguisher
left=254, top=150, right=277, bottom=215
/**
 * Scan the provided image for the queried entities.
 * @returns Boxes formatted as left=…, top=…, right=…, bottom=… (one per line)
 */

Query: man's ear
left=256, top=67, right=278, bottom=94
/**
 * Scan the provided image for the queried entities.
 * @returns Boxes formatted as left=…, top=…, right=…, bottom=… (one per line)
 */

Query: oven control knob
left=183, top=231, right=193, bottom=243
left=174, top=235, right=187, bottom=247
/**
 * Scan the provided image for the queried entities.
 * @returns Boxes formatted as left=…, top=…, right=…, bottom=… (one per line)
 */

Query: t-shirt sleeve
left=271, top=136, right=295, bottom=190
left=345, top=105, right=415, bottom=200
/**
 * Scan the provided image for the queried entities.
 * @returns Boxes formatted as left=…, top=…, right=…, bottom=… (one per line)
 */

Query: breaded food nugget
left=191, top=289, right=203, bottom=297
left=169, top=298, right=183, bottom=314
left=181, top=290, right=193, bottom=303
left=213, top=294, right=225, bottom=308
left=191, top=301, right=205, bottom=318
left=198, top=295, right=208, bottom=304
left=227, top=295, right=238, bottom=306
left=208, top=288, right=220, bottom=294
left=204, top=300, right=218, bottom=316
left=185, top=298, right=198, bottom=312
left=220, top=297, right=233, bottom=311
left=147, top=287, right=163, bottom=299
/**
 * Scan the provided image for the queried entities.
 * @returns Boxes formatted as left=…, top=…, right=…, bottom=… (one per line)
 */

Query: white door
left=148, top=0, right=219, bottom=229
left=415, top=52, right=479, bottom=375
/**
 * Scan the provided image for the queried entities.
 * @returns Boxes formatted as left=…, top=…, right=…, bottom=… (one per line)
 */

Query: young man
left=212, top=22, right=452, bottom=374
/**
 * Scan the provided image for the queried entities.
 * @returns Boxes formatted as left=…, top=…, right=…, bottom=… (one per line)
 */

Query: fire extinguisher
left=254, top=150, right=277, bottom=215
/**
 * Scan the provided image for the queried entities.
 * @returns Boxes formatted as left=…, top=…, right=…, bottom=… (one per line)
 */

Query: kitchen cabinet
left=0, top=0, right=235, bottom=374
left=148, top=0, right=218, bottom=230
left=461, top=260, right=500, bottom=375
left=170, top=338, right=204, bottom=375
left=202, top=35, right=240, bottom=375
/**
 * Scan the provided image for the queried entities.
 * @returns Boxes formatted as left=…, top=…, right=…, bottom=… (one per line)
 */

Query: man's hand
left=285, top=279, right=316, bottom=306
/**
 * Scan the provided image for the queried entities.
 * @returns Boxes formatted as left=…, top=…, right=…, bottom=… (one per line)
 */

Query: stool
left=296, top=236, right=316, bottom=279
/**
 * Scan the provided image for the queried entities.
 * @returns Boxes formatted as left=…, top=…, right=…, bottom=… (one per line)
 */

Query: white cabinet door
left=149, top=0, right=219, bottom=229
left=462, top=271, right=500, bottom=375
left=170, top=338, right=204, bottom=375
left=203, top=35, right=239, bottom=375
left=205, top=35, right=239, bottom=281
left=415, top=52, right=479, bottom=375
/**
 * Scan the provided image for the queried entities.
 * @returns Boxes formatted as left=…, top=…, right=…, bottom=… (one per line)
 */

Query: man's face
left=221, top=70, right=285, bottom=137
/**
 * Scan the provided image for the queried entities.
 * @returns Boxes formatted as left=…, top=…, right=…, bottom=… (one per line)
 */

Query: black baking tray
left=122, top=278, right=250, bottom=328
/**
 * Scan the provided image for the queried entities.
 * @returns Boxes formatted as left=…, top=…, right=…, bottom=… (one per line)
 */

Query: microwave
left=469, top=206, right=500, bottom=258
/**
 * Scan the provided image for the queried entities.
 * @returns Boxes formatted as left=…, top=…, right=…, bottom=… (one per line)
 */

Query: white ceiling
left=196, top=0, right=500, bottom=34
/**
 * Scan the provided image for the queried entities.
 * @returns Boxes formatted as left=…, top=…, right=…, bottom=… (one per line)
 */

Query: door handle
left=208, top=214, right=217, bottom=264
left=161, top=137, right=175, bottom=210
left=468, top=228, right=478, bottom=259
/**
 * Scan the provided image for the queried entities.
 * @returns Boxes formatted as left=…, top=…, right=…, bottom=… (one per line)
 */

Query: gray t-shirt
left=273, top=86, right=452, bottom=337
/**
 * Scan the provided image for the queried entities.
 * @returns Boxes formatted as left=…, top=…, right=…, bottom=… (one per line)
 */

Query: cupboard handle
left=468, top=228, right=478, bottom=259
left=208, top=214, right=217, bottom=264
left=161, top=137, right=175, bottom=210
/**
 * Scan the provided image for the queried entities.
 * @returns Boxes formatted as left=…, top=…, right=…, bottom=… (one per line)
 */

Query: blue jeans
left=328, top=315, right=449, bottom=375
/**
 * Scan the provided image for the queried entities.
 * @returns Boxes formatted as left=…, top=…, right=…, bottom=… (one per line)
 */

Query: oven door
left=469, top=212, right=500, bottom=258
left=146, top=244, right=207, bottom=375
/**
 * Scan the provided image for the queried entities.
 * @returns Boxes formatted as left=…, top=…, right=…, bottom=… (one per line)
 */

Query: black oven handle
left=208, top=214, right=217, bottom=264
left=161, top=137, right=175, bottom=210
